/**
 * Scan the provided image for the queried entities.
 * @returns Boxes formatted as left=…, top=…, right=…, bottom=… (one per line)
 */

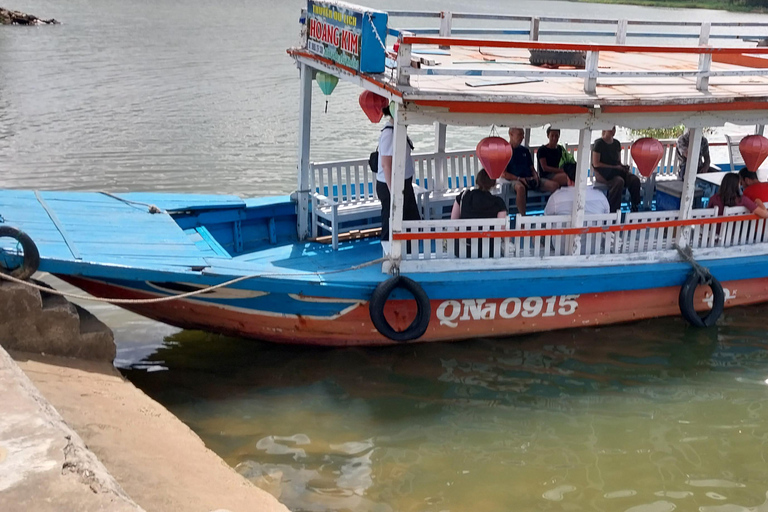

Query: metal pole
left=389, top=106, right=409, bottom=263
left=570, top=127, right=592, bottom=255
left=296, top=63, right=313, bottom=240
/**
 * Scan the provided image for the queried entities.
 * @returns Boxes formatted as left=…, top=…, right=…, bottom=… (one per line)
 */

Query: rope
left=0, top=257, right=386, bottom=304
left=98, top=191, right=164, bottom=214
left=674, top=243, right=711, bottom=284
left=367, top=12, right=388, bottom=53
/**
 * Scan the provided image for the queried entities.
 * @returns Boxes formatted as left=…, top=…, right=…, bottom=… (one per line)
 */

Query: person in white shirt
left=544, top=163, right=610, bottom=215
left=377, top=105, right=421, bottom=240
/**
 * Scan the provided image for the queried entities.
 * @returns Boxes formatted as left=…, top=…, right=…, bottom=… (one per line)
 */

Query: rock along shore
left=0, top=7, right=59, bottom=25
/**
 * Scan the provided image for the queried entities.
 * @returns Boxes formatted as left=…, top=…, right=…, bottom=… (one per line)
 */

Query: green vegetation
left=570, top=0, right=767, bottom=12
left=631, top=125, right=686, bottom=139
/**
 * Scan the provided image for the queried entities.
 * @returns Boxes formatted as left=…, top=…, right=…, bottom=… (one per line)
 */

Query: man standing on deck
left=502, top=127, right=558, bottom=216
left=740, top=168, right=768, bottom=203
left=592, top=126, right=641, bottom=213
left=677, top=129, right=714, bottom=178
left=544, top=163, right=610, bottom=216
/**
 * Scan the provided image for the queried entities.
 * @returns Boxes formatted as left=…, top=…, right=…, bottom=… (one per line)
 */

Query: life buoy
left=0, top=226, right=40, bottom=281
left=369, top=276, right=431, bottom=342
left=678, top=270, right=724, bottom=327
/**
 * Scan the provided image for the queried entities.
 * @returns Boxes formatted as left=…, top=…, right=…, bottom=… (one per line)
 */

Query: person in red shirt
left=739, top=168, right=768, bottom=203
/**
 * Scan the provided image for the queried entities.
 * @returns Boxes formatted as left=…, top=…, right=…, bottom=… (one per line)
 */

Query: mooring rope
left=0, top=258, right=386, bottom=304
left=98, top=191, right=164, bottom=214
left=674, top=243, right=712, bottom=284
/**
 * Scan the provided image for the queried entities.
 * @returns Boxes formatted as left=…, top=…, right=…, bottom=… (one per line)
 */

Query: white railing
left=395, top=207, right=768, bottom=267
left=387, top=11, right=768, bottom=45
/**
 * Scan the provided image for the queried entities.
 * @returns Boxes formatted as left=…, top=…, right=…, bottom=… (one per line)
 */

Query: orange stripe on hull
left=61, top=276, right=768, bottom=347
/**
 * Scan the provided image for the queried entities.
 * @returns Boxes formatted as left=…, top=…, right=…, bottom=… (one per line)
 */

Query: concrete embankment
left=0, top=277, right=289, bottom=511
left=0, top=347, right=144, bottom=512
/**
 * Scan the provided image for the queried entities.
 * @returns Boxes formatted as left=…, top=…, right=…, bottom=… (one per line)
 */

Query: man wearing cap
left=740, top=168, right=768, bottom=203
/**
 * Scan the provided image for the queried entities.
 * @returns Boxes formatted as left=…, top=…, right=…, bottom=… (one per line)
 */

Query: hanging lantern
left=630, top=137, right=664, bottom=178
left=359, top=90, right=389, bottom=123
left=739, top=134, right=768, bottom=171
left=316, top=72, right=339, bottom=113
left=476, top=137, right=512, bottom=180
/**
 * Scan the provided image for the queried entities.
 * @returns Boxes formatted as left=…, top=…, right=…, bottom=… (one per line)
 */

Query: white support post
left=677, top=127, right=703, bottom=248
left=296, top=63, right=313, bottom=240
left=389, top=106, right=408, bottom=264
left=757, top=125, right=765, bottom=136
left=529, top=16, right=540, bottom=41
left=434, top=121, right=447, bottom=190
left=570, top=128, right=592, bottom=255
left=397, top=32, right=413, bottom=87
left=584, top=51, right=599, bottom=95
left=616, top=19, right=628, bottom=44
left=525, top=17, right=540, bottom=146
left=697, top=22, right=711, bottom=92
left=439, top=11, right=452, bottom=50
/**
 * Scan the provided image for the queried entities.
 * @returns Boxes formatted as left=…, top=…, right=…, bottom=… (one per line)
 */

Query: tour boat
left=4, top=2, right=768, bottom=345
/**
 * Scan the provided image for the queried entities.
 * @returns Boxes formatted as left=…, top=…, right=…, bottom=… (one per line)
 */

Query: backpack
left=369, top=126, right=413, bottom=173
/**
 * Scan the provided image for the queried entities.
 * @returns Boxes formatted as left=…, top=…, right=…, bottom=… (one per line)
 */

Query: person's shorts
left=515, top=176, right=541, bottom=191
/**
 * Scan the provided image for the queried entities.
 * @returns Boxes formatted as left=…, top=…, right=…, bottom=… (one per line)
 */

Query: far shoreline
left=568, top=0, right=766, bottom=13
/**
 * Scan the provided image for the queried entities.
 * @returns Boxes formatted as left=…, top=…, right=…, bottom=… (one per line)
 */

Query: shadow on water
left=123, top=308, right=768, bottom=512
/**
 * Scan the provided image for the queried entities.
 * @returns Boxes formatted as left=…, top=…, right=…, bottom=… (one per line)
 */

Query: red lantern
left=630, top=137, right=664, bottom=178
left=476, top=137, right=512, bottom=180
left=359, top=91, right=389, bottom=123
left=739, top=134, right=768, bottom=171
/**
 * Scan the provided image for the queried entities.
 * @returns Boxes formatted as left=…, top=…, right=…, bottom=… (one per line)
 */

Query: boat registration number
left=436, top=295, right=580, bottom=328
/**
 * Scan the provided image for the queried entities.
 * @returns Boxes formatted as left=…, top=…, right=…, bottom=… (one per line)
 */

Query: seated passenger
left=592, top=127, right=641, bottom=213
left=677, top=129, right=715, bottom=179
left=739, top=168, right=768, bottom=204
left=709, top=173, right=767, bottom=217
left=544, top=163, right=610, bottom=216
left=502, top=127, right=558, bottom=216
left=536, top=126, right=571, bottom=188
left=452, top=169, right=507, bottom=220
left=452, top=169, right=507, bottom=257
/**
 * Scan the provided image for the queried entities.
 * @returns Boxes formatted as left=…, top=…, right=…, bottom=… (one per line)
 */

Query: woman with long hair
left=709, top=172, right=768, bottom=218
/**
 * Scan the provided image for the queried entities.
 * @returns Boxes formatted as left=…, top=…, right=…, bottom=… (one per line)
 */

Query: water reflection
left=124, top=307, right=768, bottom=512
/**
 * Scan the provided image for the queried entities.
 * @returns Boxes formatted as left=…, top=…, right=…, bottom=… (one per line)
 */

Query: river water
left=4, top=0, right=768, bottom=511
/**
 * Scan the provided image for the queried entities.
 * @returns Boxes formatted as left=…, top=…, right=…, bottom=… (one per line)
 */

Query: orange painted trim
left=713, top=53, right=768, bottom=69
left=287, top=49, right=403, bottom=98
left=413, top=100, right=590, bottom=115
left=601, top=101, right=768, bottom=114
left=392, top=214, right=758, bottom=241
left=400, top=36, right=768, bottom=55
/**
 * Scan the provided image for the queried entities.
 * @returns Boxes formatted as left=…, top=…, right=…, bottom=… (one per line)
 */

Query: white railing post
left=584, top=51, right=599, bottom=95
left=439, top=11, right=452, bottom=50
left=397, top=32, right=413, bottom=87
left=757, top=125, right=765, bottom=136
left=616, top=19, right=628, bottom=44
left=697, top=22, right=711, bottom=92
left=570, top=127, right=592, bottom=255
left=297, top=63, right=313, bottom=240
left=434, top=122, right=447, bottom=195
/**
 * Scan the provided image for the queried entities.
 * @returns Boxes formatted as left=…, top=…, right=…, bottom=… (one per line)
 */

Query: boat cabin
left=289, top=3, right=768, bottom=276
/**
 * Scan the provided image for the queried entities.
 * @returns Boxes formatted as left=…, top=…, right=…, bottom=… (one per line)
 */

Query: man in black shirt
left=591, top=127, right=641, bottom=213
left=502, top=127, right=558, bottom=215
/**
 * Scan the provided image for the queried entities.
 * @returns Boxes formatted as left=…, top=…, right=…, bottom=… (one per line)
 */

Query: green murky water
left=124, top=308, right=768, bottom=512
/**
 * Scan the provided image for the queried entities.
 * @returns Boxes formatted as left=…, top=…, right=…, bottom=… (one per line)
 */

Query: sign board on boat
left=306, top=0, right=387, bottom=74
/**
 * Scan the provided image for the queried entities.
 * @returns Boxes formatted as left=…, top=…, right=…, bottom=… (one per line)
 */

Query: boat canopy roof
left=289, top=2, right=768, bottom=129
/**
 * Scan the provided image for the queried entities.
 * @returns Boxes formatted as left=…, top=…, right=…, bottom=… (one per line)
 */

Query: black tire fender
left=529, top=49, right=586, bottom=68
left=0, top=225, right=40, bottom=281
left=369, top=276, right=431, bottom=342
left=678, top=270, right=725, bottom=327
